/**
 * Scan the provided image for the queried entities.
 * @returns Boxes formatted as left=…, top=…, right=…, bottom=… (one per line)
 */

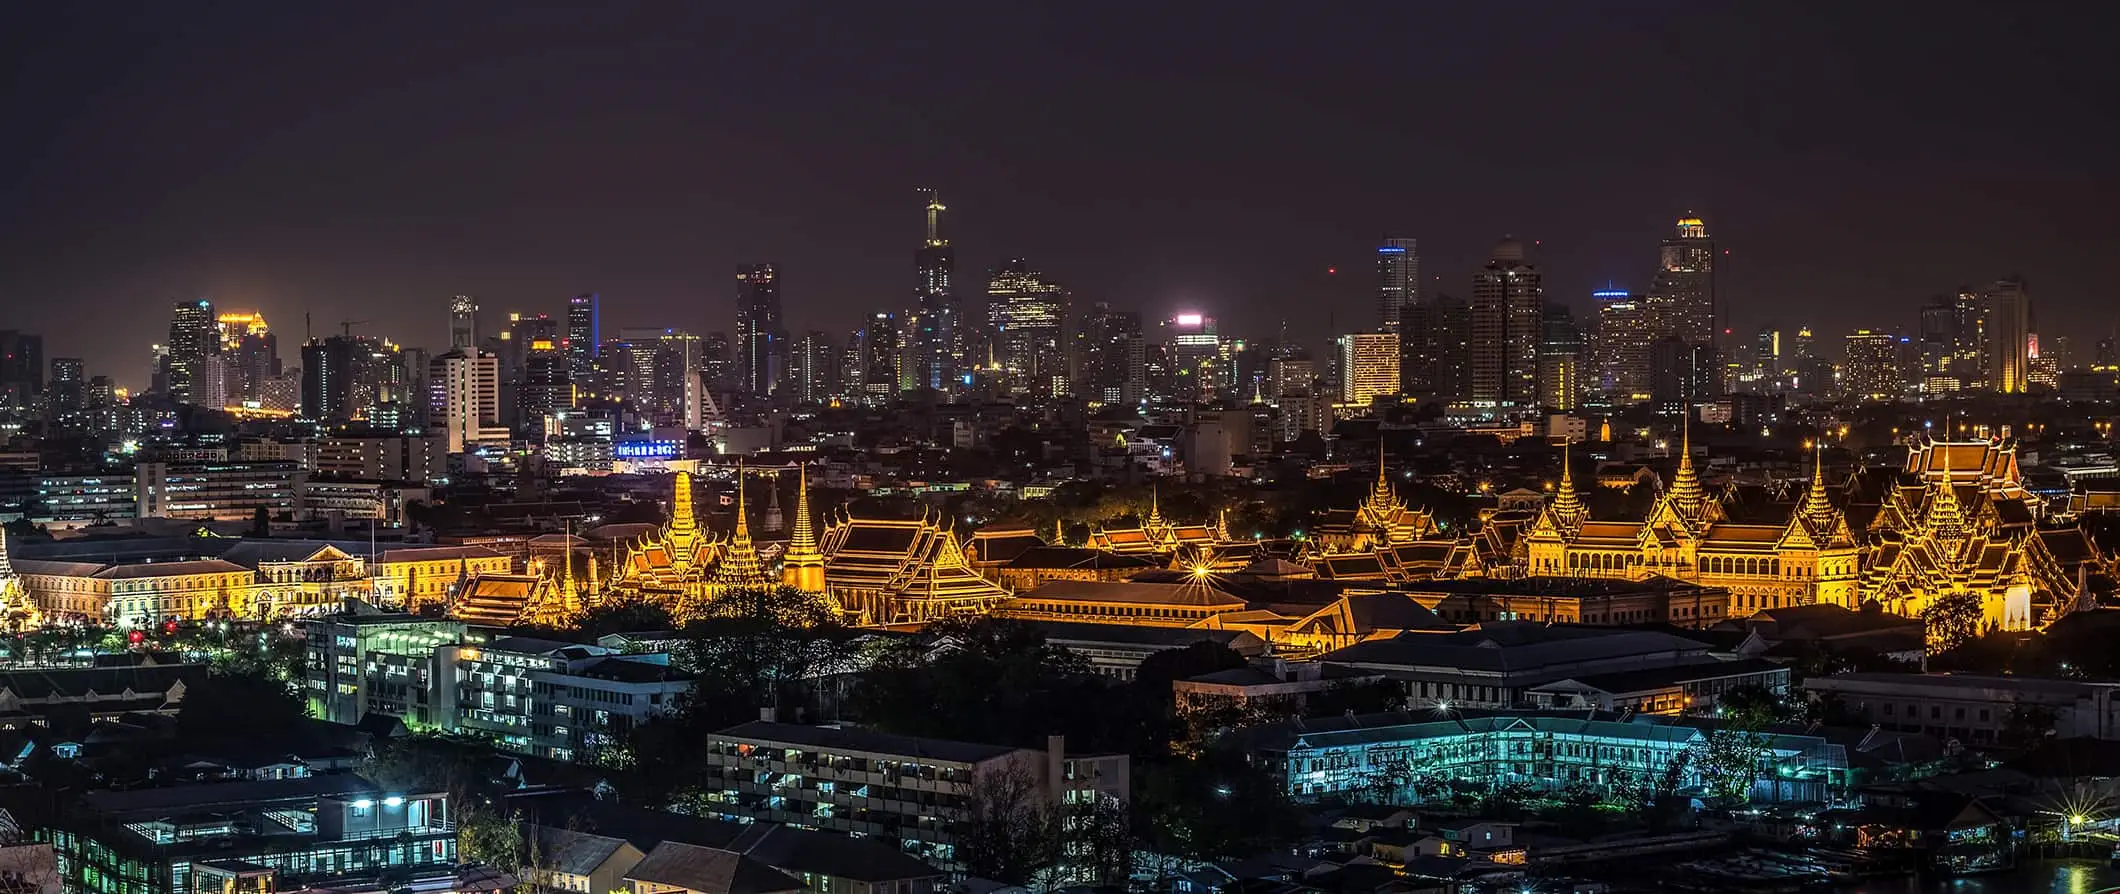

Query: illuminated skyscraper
left=1077, top=303, right=1144, bottom=406
left=1376, top=237, right=1419, bottom=333
left=986, top=258, right=1069, bottom=396
left=1161, top=313, right=1224, bottom=402
left=449, top=295, right=478, bottom=350
left=427, top=349, right=505, bottom=453
left=912, top=190, right=960, bottom=392
left=1469, top=238, right=1543, bottom=404
left=1647, top=215, right=1717, bottom=346
left=1591, top=289, right=1651, bottom=402
left=1841, top=330, right=1905, bottom=399
left=735, top=264, right=785, bottom=400
left=1983, top=276, right=2030, bottom=393
left=856, top=311, right=908, bottom=401
left=1337, top=332, right=1400, bottom=405
left=565, top=293, right=600, bottom=382
left=790, top=331, right=838, bottom=406
left=1538, top=304, right=1583, bottom=410
left=166, top=299, right=219, bottom=405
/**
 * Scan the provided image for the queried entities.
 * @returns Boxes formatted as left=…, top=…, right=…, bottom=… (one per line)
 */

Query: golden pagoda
left=609, top=467, right=775, bottom=619
left=818, top=509, right=1011, bottom=625
left=1314, top=442, right=1437, bottom=555
left=781, top=463, right=826, bottom=593
left=1087, top=483, right=1224, bottom=555
left=0, top=528, right=40, bottom=631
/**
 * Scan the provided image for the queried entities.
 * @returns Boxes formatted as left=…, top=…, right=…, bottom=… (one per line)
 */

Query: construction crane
left=338, top=320, right=369, bottom=338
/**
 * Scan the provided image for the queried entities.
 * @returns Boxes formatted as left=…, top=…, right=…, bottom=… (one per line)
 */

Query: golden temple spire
left=732, top=460, right=751, bottom=541
left=1365, top=440, right=1400, bottom=513
left=715, top=459, right=770, bottom=589
left=1147, top=481, right=1163, bottom=527
left=787, top=463, right=818, bottom=558
left=1550, top=441, right=1585, bottom=524
left=1667, top=415, right=1705, bottom=510
left=670, top=470, right=699, bottom=535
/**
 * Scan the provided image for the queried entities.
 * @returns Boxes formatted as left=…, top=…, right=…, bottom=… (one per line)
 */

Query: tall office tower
left=1917, top=296, right=1958, bottom=384
left=1751, top=327, right=1782, bottom=387
left=517, top=334, right=572, bottom=432
left=1537, top=304, right=1584, bottom=410
left=1400, top=294, right=1473, bottom=401
left=735, top=264, right=785, bottom=400
left=448, top=296, right=478, bottom=350
left=46, top=356, right=86, bottom=426
left=1646, top=215, right=1717, bottom=345
left=1076, top=303, right=1145, bottom=406
left=1160, top=313, right=1224, bottom=402
left=1983, top=276, right=2030, bottom=393
left=700, top=331, right=733, bottom=394
left=658, top=330, right=704, bottom=426
left=790, top=331, right=838, bottom=406
left=427, top=349, right=503, bottom=453
left=912, top=190, right=960, bottom=392
left=565, top=294, right=600, bottom=382
left=1841, top=330, right=1905, bottom=399
left=1469, top=238, right=1544, bottom=404
left=495, top=313, right=558, bottom=385
left=1648, top=337, right=1718, bottom=410
left=165, top=299, right=219, bottom=405
left=1376, top=237, right=1419, bottom=333
left=1951, top=289, right=1987, bottom=381
left=0, top=330, right=45, bottom=412
left=1336, top=332, right=1400, bottom=405
left=1589, top=289, right=1651, bottom=402
left=858, top=311, right=908, bottom=402
left=839, top=330, right=867, bottom=402
left=986, top=258, right=1069, bottom=396
left=300, top=337, right=358, bottom=422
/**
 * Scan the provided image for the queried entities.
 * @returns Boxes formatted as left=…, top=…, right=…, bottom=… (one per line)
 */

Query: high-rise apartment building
left=1399, top=295, right=1470, bottom=401
left=517, top=332, right=571, bottom=432
left=1161, top=314, right=1224, bottom=402
left=789, top=331, right=838, bottom=406
left=1077, top=304, right=1144, bottom=407
left=735, top=264, right=785, bottom=400
left=215, top=312, right=279, bottom=405
left=427, top=350, right=505, bottom=453
left=1841, top=330, right=1905, bottom=399
left=1591, top=289, right=1651, bottom=403
left=1647, top=215, right=1717, bottom=346
left=565, top=293, right=600, bottom=383
left=166, top=299, right=219, bottom=405
left=1983, top=277, right=2030, bottom=393
left=1376, top=238, right=1419, bottom=333
left=449, top=295, right=478, bottom=350
left=1469, top=239, right=1544, bottom=404
left=913, top=190, right=960, bottom=392
left=855, top=311, right=908, bottom=402
left=1337, top=332, right=1400, bottom=406
left=986, top=259, right=1069, bottom=396
left=1537, top=304, right=1584, bottom=411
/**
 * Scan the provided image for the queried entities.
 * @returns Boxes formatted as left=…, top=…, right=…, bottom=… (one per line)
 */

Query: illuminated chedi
left=607, top=467, right=776, bottom=619
left=1521, top=427, right=1861, bottom=615
left=781, top=463, right=826, bottom=593
left=0, top=531, right=39, bottom=630
left=1860, top=437, right=2091, bottom=631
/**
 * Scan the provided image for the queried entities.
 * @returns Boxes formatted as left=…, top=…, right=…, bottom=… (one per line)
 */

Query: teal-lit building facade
left=1257, top=710, right=1850, bottom=806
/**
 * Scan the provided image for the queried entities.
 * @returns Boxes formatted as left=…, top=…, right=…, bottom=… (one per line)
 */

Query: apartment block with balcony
left=700, top=722, right=1128, bottom=867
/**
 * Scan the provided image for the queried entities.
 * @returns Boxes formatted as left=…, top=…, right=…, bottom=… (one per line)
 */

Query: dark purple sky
left=3, top=2, right=2115, bottom=388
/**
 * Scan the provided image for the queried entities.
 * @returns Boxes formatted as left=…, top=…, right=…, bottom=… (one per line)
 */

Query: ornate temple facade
left=1518, top=439, right=1863, bottom=616
left=817, top=510, right=1011, bottom=625
left=0, top=531, right=40, bottom=630
left=608, top=469, right=776, bottom=618
left=1303, top=431, right=2101, bottom=631
left=1858, top=437, right=2090, bottom=631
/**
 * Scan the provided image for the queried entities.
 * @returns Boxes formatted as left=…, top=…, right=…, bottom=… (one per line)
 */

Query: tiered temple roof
left=819, top=511, right=1011, bottom=625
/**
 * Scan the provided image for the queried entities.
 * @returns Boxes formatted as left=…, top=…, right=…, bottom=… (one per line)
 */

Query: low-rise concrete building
left=1804, top=672, right=2120, bottom=745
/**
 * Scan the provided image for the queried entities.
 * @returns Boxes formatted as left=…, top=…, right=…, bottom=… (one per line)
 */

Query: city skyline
left=4, top=4, right=2117, bottom=385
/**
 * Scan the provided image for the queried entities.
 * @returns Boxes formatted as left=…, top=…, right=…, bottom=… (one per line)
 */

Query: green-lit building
left=40, top=775, right=455, bottom=894
left=1253, top=709, right=1850, bottom=806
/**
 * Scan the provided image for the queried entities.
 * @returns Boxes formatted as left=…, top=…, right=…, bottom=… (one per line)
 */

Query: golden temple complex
left=817, top=510, right=1011, bottom=625
left=607, top=467, right=776, bottom=618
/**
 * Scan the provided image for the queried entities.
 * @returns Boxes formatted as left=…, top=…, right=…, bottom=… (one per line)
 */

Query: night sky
left=3, top=2, right=2115, bottom=388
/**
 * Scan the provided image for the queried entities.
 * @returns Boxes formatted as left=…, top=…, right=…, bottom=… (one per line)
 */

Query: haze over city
left=3, top=2, right=2117, bottom=387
